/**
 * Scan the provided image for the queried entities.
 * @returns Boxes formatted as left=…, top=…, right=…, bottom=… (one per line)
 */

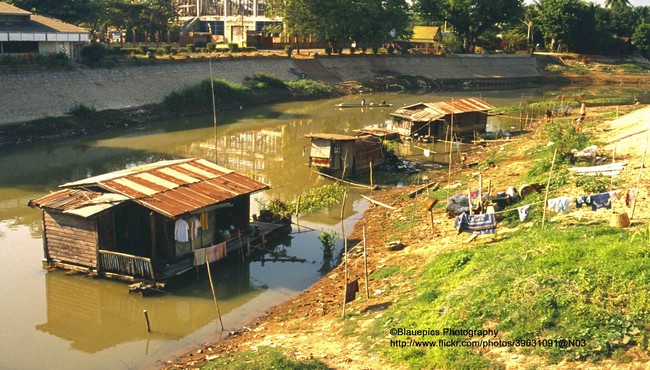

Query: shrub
left=162, top=44, right=172, bottom=54
left=325, top=46, right=332, bottom=55
left=206, top=42, right=216, bottom=52
left=186, top=44, right=197, bottom=53
left=137, top=45, right=149, bottom=54
left=284, top=44, right=294, bottom=56
left=68, top=103, right=96, bottom=118
left=227, top=43, right=239, bottom=52
left=82, top=43, right=107, bottom=66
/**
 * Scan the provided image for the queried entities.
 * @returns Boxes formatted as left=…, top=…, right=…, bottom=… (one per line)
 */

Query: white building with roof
left=0, top=1, right=89, bottom=62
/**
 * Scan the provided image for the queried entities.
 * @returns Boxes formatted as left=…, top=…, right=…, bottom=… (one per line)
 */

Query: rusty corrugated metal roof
left=29, top=158, right=268, bottom=218
left=390, top=98, right=495, bottom=123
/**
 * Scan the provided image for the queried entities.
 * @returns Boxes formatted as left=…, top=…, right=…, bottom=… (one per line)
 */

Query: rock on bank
left=0, top=55, right=539, bottom=125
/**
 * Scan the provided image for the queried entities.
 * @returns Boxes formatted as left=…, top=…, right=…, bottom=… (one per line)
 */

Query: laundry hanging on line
left=454, top=212, right=497, bottom=235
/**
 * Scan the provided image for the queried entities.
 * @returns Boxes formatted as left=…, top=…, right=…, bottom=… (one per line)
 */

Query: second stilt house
left=389, top=97, right=495, bottom=140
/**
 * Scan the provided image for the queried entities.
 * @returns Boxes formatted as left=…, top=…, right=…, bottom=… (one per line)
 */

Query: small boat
left=335, top=102, right=392, bottom=108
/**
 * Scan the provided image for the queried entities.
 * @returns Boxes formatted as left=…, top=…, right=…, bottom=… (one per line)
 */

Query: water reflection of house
left=190, top=128, right=285, bottom=184
left=305, top=134, right=385, bottom=178
left=28, top=158, right=289, bottom=286
left=389, top=98, right=495, bottom=140
left=36, top=263, right=255, bottom=353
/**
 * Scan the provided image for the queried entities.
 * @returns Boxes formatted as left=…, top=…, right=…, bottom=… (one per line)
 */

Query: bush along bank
left=0, top=74, right=339, bottom=149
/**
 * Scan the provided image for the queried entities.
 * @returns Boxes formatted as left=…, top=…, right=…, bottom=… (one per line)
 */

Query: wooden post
left=363, top=227, right=369, bottom=299
left=238, top=230, right=244, bottom=263
left=369, top=161, right=373, bottom=190
left=340, top=190, right=348, bottom=220
left=631, top=136, right=648, bottom=220
left=541, top=147, right=559, bottom=229
left=341, top=222, right=348, bottom=318
left=143, top=310, right=151, bottom=332
left=205, top=249, right=224, bottom=330
left=467, top=186, right=473, bottom=216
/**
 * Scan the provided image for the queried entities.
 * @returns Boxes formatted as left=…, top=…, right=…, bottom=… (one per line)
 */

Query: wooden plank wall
left=44, top=211, right=98, bottom=268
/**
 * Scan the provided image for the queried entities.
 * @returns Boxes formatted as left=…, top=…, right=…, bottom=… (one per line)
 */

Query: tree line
left=6, top=0, right=650, bottom=57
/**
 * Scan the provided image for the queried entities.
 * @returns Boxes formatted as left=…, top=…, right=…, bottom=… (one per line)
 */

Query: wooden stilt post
left=631, top=136, right=648, bottom=220
left=363, top=226, right=369, bottom=299
left=541, top=148, right=559, bottom=229
left=205, top=249, right=224, bottom=330
left=340, top=190, right=348, bottom=220
left=369, top=161, right=373, bottom=190
left=238, top=230, right=244, bottom=263
left=341, top=221, right=348, bottom=318
left=143, top=309, right=151, bottom=332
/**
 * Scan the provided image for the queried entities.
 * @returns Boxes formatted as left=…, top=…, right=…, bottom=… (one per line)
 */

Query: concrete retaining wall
left=0, top=55, right=539, bottom=125
left=318, top=54, right=539, bottom=81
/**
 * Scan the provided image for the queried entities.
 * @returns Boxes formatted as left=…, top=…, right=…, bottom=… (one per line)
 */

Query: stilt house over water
left=28, top=158, right=275, bottom=285
left=389, top=97, right=495, bottom=140
left=305, top=133, right=385, bottom=178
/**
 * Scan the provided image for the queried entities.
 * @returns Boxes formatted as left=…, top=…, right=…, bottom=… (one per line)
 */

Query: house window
left=228, top=0, right=253, bottom=16
left=333, top=143, right=341, bottom=154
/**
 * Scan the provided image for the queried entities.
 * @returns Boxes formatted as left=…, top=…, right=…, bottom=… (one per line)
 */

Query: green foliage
left=575, top=175, right=615, bottom=194
left=203, top=346, right=328, bottom=370
left=257, top=198, right=293, bottom=219
left=245, top=73, right=287, bottom=90
left=285, top=79, right=335, bottom=97
left=371, top=225, right=650, bottom=367
left=81, top=43, right=107, bottom=67
left=318, top=230, right=339, bottom=253
left=284, top=44, right=295, bottom=56
left=542, top=119, right=592, bottom=156
left=295, top=184, right=346, bottom=214
left=67, top=103, right=96, bottom=118
left=206, top=42, right=216, bottom=52
left=186, top=44, right=197, bottom=53
left=228, top=43, right=239, bottom=52
left=162, top=78, right=251, bottom=114
left=619, top=63, right=648, bottom=75
left=371, top=264, right=402, bottom=279
left=632, top=22, right=650, bottom=57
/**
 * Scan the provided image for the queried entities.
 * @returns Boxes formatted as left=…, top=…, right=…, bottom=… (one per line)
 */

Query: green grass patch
left=371, top=264, right=402, bottom=279
left=619, top=64, right=649, bottom=75
left=203, top=346, right=329, bottom=370
left=368, top=224, right=650, bottom=369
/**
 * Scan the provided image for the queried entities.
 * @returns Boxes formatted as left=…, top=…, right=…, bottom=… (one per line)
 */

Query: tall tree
left=604, top=0, right=631, bottom=10
left=415, top=0, right=524, bottom=53
left=6, top=0, right=99, bottom=25
left=632, top=22, right=650, bottom=57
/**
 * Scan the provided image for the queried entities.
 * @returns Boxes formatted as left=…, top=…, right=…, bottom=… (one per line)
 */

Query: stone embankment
left=0, top=54, right=539, bottom=126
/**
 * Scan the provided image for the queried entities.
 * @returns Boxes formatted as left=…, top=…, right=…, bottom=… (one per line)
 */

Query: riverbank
left=160, top=103, right=650, bottom=369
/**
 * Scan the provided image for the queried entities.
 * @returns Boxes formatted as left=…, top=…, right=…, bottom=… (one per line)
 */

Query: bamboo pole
left=143, top=309, right=151, bottom=332
left=541, top=147, right=559, bottom=229
left=341, top=220, right=348, bottom=318
left=205, top=249, right=224, bottom=330
left=340, top=190, right=348, bottom=220
left=369, top=161, right=373, bottom=190
left=631, top=136, right=648, bottom=220
left=363, top=226, right=369, bottom=299
left=467, top=186, right=473, bottom=216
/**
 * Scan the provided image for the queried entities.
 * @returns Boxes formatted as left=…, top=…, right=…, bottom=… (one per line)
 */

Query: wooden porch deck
left=157, top=221, right=291, bottom=282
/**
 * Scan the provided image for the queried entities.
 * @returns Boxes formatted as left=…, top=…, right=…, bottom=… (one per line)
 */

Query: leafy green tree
left=632, top=22, right=650, bottom=57
left=267, top=0, right=409, bottom=53
left=604, top=0, right=631, bottom=10
left=415, top=0, right=524, bottom=53
left=7, top=0, right=99, bottom=24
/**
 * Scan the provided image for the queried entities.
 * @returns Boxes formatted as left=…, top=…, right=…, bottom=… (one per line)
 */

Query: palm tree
left=605, top=0, right=631, bottom=9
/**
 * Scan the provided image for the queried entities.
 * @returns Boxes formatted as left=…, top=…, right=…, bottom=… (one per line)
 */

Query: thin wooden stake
left=341, top=221, right=348, bottom=318
left=363, top=226, right=369, bottom=299
left=340, top=190, right=348, bottom=220
left=143, top=309, right=151, bottom=332
left=238, top=231, right=244, bottom=263
left=541, top=147, right=559, bottom=229
left=369, top=161, right=373, bottom=190
left=631, top=136, right=648, bottom=220
left=205, top=249, right=224, bottom=331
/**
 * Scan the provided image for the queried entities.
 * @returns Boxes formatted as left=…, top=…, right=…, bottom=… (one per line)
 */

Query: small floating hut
left=305, top=133, right=385, bottom=178
left=389, top=97, right=495, bottom=140
left=28, top=158, right=290, bottom=286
